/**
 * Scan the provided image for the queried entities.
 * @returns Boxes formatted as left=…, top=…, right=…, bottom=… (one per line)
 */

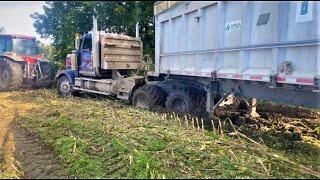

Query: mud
left=11, top=123, right=69, bottom=178
left=0, top=91, right=69, bottom=178
left=213, top=101, right=320, bottom=142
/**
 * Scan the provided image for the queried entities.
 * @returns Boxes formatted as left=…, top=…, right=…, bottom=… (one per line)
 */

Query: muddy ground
left=0, top=90, right=69, bottom=178
left=0, top=89, right=319, bottom=178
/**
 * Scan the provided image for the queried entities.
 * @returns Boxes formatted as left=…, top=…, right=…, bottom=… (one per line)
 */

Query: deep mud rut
left=0, top=91, right=69, bottom=178
left=11, top=123, right=69, bottom=178
left=0, top=121, right=69, bottom=179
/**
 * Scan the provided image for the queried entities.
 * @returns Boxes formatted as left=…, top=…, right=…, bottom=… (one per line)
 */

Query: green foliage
left=32, top=1, right=155, bottom=69
left=130, top=151, right=161, bottom=179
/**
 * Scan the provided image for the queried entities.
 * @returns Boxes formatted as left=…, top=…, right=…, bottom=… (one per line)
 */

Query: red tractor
left=0, top=34, right=53, bottom=90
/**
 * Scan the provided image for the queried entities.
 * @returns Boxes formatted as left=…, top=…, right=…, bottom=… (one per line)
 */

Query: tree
left=31, top=1, right=155, bottom=69
left=0, top=26, right=5, bottom=34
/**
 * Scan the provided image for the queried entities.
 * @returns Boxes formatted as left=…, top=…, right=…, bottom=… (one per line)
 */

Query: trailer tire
left=57, top=75, right=77, bottom=97
left=165, top=89, right=198, bottom=114
left=132, top=85, right=167, bottom=110
left=0, top=61, right=12, bottom=91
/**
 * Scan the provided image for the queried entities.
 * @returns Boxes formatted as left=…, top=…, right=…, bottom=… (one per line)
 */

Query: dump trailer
left=56, top=14, right=145, bottom=101
left=146, top=1, right=320, bottom=115
left=0, top=34, right=53, bottom=90
left=57, top=1, right=320, bottom=117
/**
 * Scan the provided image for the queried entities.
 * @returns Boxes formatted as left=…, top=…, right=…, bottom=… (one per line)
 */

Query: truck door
left=79, top=34, right=94, bottom=74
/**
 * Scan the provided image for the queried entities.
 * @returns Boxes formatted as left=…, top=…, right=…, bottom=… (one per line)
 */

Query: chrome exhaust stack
left=92, top=8, right=101, bottom=77
left=136, top=22, right=140, bottom=39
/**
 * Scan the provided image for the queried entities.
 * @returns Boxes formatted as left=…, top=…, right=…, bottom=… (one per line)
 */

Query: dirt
left=0, top=90, right=69, bottom=178
left=212, top=101, right=320, bottom=143
left=11, top=123, right=69, bottom=178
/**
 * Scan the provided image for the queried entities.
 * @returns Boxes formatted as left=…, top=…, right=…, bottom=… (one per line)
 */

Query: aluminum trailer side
left=143, top=1, right=320, bottom=114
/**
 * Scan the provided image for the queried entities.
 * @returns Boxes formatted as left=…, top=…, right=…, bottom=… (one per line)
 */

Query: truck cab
left=66, top=32, right=95, bottom=75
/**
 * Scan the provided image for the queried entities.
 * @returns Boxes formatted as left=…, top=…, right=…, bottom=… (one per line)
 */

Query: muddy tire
left=165, top=89, right=199, bottom=113
left=132, top=85, right=167, bottom=110
left=0, top=61, right=12, bottom=91
left=0, top=59, right=23, bottom=91
left=7, top=60, right=24, bottom=89
left=57, top=75, right=76, bottom=97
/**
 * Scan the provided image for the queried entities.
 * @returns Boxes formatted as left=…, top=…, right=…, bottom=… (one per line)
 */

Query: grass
left=0, top=89, right=320, bottom=178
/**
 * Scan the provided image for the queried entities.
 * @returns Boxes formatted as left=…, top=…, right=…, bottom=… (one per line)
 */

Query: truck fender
left=55, top=70, right=78, bottom=84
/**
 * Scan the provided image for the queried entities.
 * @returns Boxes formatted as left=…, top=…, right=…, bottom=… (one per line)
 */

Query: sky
left=0, top=1, right=52, bottom=45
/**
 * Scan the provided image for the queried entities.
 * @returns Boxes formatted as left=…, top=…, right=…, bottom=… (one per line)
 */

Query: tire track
left=11, top=124, right=70, bottom=179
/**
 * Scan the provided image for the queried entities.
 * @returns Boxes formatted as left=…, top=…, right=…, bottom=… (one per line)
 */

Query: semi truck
left=56, top=14, right=146, bottom=101
left=56, top=1, right=320, bottom=117
left=0, top=34, right=53, bottom=90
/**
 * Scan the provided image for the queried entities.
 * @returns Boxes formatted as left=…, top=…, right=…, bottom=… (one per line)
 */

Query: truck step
left=75, top=77, right=112, bottom=84
left=73, top=87, right=111, bottom=96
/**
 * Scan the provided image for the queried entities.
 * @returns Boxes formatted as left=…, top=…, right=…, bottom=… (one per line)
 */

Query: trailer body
left=151, top=1, right=320, bottom=109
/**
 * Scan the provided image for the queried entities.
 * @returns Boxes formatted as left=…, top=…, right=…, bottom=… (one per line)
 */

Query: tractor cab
left=0, top=35, right=42, bottom=64
left=0, top=34, right=53, bottom=90
left=0, top=35, right=39, bottom=56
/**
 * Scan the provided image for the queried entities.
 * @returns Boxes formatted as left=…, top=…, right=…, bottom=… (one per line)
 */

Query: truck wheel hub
left=61, top=81, right=71, bottom=93
left=136, top=95, right=148, bottom=109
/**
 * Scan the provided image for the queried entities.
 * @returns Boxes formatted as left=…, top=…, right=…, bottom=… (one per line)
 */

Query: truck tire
left=132, top=85, right=167, bottom=110
left=0, top=61, right=12, bottom=91
left=165, top=89, right=198, bottom=114
left=57, top=75, right=76, bottom=97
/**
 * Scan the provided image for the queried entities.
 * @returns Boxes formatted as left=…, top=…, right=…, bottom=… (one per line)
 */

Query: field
left=0, top=89, right=319, bottom=178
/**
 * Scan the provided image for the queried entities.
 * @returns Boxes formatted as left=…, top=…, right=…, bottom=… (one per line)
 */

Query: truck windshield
left=13, top=38, right=39, bottom=56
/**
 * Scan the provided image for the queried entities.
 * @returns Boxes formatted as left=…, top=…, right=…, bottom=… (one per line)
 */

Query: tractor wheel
left=57, top=75, right=76, bottom=97
left=0, top=61, right=12, bottom=91
left=132, top=85, right=167, bottom=110
left=7, top=60, right=24, bottom=89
